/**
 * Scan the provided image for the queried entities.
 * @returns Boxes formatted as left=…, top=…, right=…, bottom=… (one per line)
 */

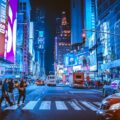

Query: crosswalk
left=3, top=100, right=101, bottom=112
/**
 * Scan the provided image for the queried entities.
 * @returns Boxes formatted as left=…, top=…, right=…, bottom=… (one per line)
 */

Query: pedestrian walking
left=0, top=79, right=13, bottom=108
left=17, top=79, right=27, bottom=106
left=8, top=79, right=15, bottom=104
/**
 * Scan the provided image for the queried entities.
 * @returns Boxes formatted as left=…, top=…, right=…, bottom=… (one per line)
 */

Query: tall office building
left=97, top=0, right=120, bottom=79
left=71, top=0, right=97, bottom=74
left=31, top=8, right=45, bottom=78
left=55, top=12, right=71, bottom=78
left=71, top=0, right=84, bottom=45
left=16, top=0, right=31, bottom=77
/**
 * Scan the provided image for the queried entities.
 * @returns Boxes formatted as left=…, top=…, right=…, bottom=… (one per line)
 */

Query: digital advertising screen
left=90, top=50, right=97, bottom=71
left=100, top=22, right=110, bottom=57
left=4, top=0, right=18, bottom=63
left=89, top=33, right=96, bottom=49
left=0, top=0, right=8, bottom=59
left=64, top=53, right=77, bottom=67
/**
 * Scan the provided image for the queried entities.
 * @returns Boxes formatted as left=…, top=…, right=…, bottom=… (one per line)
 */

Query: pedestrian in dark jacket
left=8, top=79, right=15, bottom=104
left=0, top=79, right=13, bottom=107
left=17, top=79, right=27, bottom=106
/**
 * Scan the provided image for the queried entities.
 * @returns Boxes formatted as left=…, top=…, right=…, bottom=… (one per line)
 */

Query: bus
left=69, top=72, right=85, bottom=88
left=46, top=75, right=56, bottom=86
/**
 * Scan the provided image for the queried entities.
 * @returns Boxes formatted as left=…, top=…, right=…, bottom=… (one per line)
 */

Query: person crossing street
left=17, top=79, right=27, bottom=106
left=8, top=79, right=15, bottom=104
left=0, top=79, right=13, bottom=108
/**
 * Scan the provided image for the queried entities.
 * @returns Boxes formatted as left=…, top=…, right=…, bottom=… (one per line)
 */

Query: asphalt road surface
left=0, top=85, right=103, bottom=120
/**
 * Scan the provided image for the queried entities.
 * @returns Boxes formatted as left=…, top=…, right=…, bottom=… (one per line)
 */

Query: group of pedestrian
left=0, top=78, right=27, bottom=108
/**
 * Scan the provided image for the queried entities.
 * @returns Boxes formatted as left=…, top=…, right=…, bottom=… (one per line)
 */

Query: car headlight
left=109, top=103, right=120, bottom=110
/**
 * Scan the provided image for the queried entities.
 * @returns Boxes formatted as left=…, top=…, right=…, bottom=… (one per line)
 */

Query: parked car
left=96, top=93, right=120, bottom=120
left=103, top=80, right=120, bottom=97
left=35, top=79, right=45, bottom=86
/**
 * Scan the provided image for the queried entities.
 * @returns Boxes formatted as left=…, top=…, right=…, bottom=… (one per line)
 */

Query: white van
left=46, top=75, right=56, bottom=86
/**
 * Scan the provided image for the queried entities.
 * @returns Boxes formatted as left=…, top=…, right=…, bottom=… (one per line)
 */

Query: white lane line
left=55, top=101, right=68, bottom=110
left=80, top=101, right=98, bottom=111
left=93, top=102, right=101, bottom=106
left=5, top=105, right=18, bottom=110
left=22, top=101, right=38, bottom=110
left=68, top=101, right=81, bottom=110
left=72, top=99, right=86, bottom=110
left=39, top=101, right=51, bottom=110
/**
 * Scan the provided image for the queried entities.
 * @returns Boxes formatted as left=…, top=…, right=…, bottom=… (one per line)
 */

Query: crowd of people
left=0, top=78, right=27, bottom=108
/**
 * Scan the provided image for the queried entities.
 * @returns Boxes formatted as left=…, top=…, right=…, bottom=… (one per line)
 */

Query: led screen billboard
left=0, top=0, right=8, bottom=59
left=90, top=50, right=97, bottom=71
left=89, top=33, right=96, bottom=49
left=64, top=53, right=77, bottom=67
left=4, top=0, right=18, bottom=63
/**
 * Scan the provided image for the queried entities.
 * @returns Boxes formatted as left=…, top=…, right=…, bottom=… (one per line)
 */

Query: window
left=73, top=0, right=75, bottom=8
left=19, top=2, right=22, bottom=10
left=23, top=2, right=26, bottom=10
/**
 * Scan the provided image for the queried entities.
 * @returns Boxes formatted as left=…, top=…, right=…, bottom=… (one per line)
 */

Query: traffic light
left=82, top=32, right=86, bottom=43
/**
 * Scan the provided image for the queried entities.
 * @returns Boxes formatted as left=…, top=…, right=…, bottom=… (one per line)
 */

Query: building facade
left=71, top=0, right=84, bottom=45
left=31, top=8, right=45, bottom=79
left=0, top=0, right=18, bottom=78
left=97, top=0, right=120, bottom=80
left=55, top=12, right=71, bottom=79
left=16, top=0, right=31, bottom=78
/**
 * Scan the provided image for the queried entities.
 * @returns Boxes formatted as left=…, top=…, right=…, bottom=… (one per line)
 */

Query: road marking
left=39, top=101, right=51, bottom=110
left=5, top=105, right=18, bottom=110
left=55, top=101, right=68, bottom=110
left=72, top=99, right=86, bottom=110
left=80, top=101, right=98, bottom=111
left=69, top=91, right=95, bottom=94
left=93, top=102, right=101, bottom=106
left=68, top=101, right=81, bottom=110
left=22, top=101, right=38, bottom=110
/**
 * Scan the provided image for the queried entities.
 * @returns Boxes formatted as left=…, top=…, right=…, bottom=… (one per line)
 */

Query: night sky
left=30, top=0, right=70, bottom=75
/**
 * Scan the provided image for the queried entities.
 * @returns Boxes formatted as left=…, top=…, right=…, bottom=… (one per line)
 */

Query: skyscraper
left=55, top=11, right=71, bottom=78
left=16, top=0, right=31, bottom=77
left=31, top=8, right=45, bottom=78
left=71, top=0, right=97, bottom=72
left=97, top=0, right=120, bottom=79
left=71, top=0, right=84, bottom=45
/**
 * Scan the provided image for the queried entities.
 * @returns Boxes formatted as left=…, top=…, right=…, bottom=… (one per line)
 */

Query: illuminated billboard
left=64, top=53, right=77, bottom=66
left=0, top=0, right=8, bottom=59
left=90, top=50, right=97, bottom=71
left=4, top=0, right=18, bottom=63
left=89, top=33, right=96, bottom=49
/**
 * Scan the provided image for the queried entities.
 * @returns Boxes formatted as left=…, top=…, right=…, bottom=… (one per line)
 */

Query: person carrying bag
left=17, top=79, right=27, bottom=106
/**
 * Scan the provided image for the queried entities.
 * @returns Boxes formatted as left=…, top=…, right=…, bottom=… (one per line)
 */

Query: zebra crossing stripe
left=72, top=99, right=86, bottom=110
left=39, top=101, right=51, bottom=110
left=69, top=101, right=81, bottom=110
left=93, top=102, right=101, bottom=106
left=22, top=101, right=38, bottom=110
left=5, top=105, right=18, bottom=110
left=55, top=101, right=68, bottom=110
left=80, top=101, right=98, bottom=111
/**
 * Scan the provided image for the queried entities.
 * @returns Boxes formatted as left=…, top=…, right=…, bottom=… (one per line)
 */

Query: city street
left=0, top=85, right=103, bottom=120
